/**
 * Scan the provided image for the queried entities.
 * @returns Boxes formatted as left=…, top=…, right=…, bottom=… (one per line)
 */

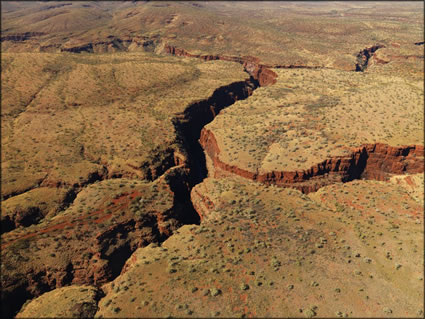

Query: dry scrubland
left=204, top=68, right=423, bottom=174
left=1, top=51, right=246, bottom=316
left=1, top=51, right=245, bottom=211
left=1, top=1, right=424, bottom=318
left=1, top=2, right=423, bottom=69
left=18, top=175, right=422, bottom=318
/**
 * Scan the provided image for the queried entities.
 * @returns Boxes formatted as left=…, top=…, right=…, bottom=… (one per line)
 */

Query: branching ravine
left=1, top=46, right=273, bottom=318
left=4, top=42, right=424, bottom=317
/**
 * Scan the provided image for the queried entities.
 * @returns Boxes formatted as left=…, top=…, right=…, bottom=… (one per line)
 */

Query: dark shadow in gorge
left=172, top=76, right=259, bottom=187
left=2, top=49, right=271, bottom=318
left=355, top=44, right=385, bottom=72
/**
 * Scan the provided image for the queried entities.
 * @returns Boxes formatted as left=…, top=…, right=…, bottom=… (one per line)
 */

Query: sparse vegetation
left=2, top=1, right=424, bottom=318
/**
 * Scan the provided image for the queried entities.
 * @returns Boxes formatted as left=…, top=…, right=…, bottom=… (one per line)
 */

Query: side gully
left=355, top=44, right=385, bottom=72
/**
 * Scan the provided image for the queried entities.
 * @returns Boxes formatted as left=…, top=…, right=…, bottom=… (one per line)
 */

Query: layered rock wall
left=200, top=127, right=424, bottom=193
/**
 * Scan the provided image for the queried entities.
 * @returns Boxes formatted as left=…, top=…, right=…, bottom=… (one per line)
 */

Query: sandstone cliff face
left=359, top=143, right=424, bottom=180
left=200, top=127, right=424, bottom=193
left=169, top=54, right=278, bottom=189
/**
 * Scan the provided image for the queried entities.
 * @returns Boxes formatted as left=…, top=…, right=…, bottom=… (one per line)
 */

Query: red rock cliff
left=200, top=127, right=424, bottom=193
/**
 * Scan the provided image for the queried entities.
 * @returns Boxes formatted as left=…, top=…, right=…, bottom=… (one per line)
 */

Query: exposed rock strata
left=200, top=127, right=424, bottom=193
left=1, top=34, right=161, bottom=53
left=167, top=49, right=278, bottom=189
left=4, top=43, right=423, bottom=317
left=60, top=37, right=158, bottom=54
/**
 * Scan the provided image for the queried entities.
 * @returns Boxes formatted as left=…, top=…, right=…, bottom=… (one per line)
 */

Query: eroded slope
left=1, top=51, right=247, bottom=228
left=1, top=52, right=247, bottom=197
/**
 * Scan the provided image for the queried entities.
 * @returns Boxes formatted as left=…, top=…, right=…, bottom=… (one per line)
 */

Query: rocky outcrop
left=244, top=61, right=277, bottom=86
left=189, top=186, right=216, bottom=222
left=164, top=44, right=334, bottom=80
left=200, top=127, right=424, bottom=193
left=61, top=43, right=95, bottom=53
left=1, top=207, right=43, bottom=234
left=360, top=143, right=424, bottom=180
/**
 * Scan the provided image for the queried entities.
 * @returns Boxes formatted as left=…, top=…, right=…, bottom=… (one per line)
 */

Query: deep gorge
left=3, top=45, right=424, bottom=317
